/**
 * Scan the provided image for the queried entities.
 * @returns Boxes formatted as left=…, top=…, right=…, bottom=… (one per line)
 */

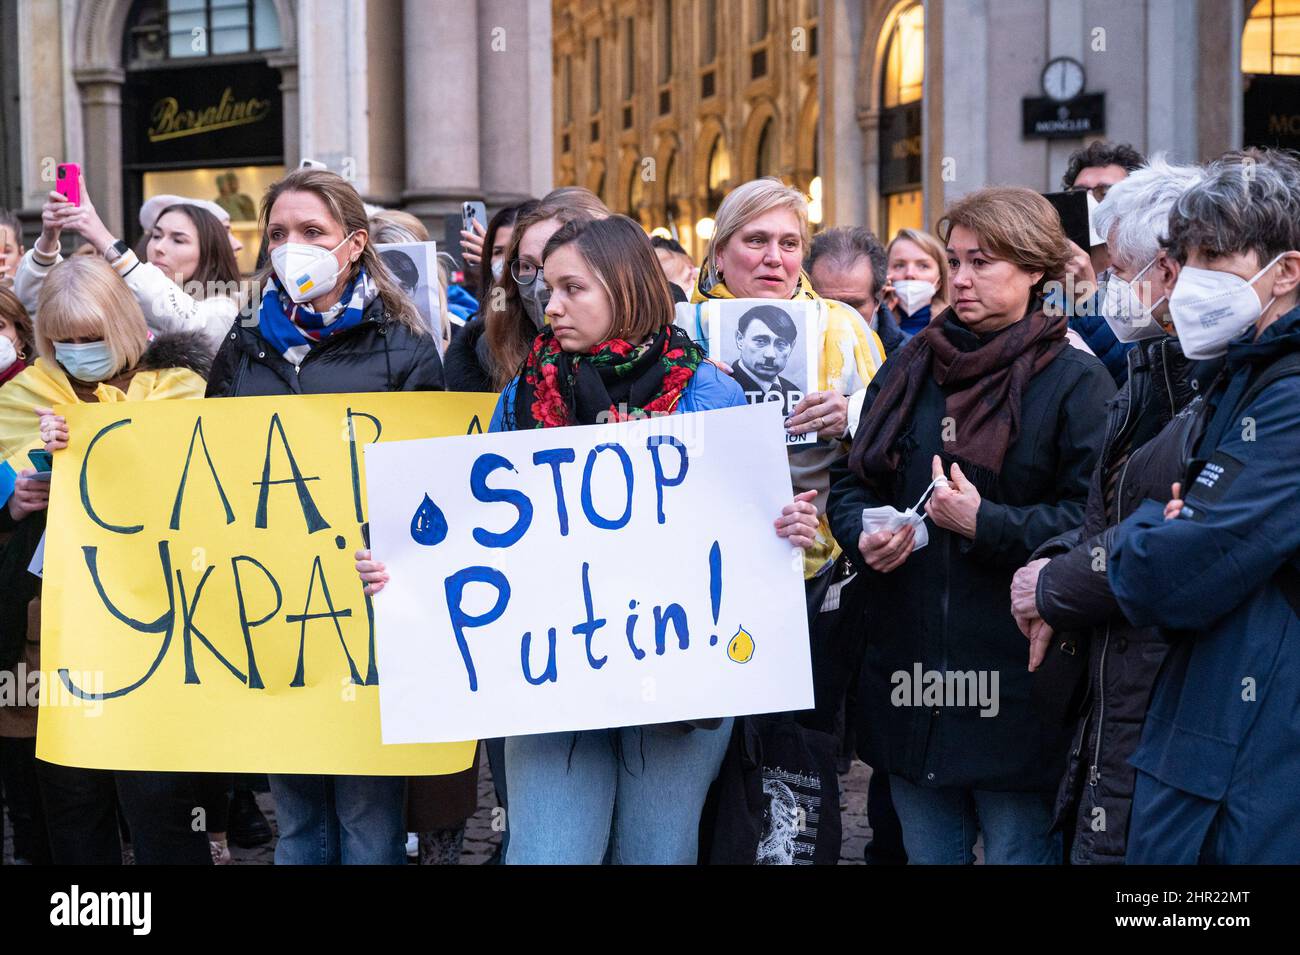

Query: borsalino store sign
left=123, top=63, right=284, bottom=167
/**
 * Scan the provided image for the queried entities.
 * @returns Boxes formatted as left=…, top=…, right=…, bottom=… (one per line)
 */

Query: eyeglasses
left=510, top=259, right=543, bottom=285
left=1066, top=183, right=1112, bottom=203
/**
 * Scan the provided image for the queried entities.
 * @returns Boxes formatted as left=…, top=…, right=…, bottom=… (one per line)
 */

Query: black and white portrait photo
left=377, top=241, right=443, bottom=341
left=711, top=300, right=820, bottom=446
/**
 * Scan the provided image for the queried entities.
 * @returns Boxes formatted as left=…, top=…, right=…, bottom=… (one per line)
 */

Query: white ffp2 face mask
left=892, top=279, right=937, bottom=316
left=1168, top=253, right=1287, bottom=359
left=271, top=232, right=356, bottom=304
left=1101, top=258, right=1167, bottom=342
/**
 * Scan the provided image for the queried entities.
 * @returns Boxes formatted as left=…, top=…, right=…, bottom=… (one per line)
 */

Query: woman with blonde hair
left=828, top=187, right=1113, bottom=864
left=0, top=255, right=208, bottom=865
left=694, top=177, right=887, bottom=673
left=206, top=168, right=441, bottom=398
left=205, top=167, right=441, bottom=865
left=881, top=227, right=950, bottom=338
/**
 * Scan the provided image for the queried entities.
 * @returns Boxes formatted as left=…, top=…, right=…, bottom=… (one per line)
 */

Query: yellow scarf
left=0, top=358, right=205, bottom=474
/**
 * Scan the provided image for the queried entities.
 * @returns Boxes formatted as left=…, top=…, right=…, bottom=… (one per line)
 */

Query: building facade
left=0, top=0, right=553, bottom=271
left=553, top=0, right=1294, bottom=259
left=2, top=0, right=1299, bottom=273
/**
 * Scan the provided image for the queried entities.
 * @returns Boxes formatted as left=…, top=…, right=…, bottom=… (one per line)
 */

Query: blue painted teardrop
left=410, top=493, right=448, bottom=546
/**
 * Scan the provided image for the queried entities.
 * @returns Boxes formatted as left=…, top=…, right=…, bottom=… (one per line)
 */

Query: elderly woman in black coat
left=827, top=187, right=1113, bottom=864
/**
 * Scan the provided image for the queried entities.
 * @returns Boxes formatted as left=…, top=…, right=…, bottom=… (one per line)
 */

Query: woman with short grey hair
left=1103, top=148, right=1300, bottom=863
left=1009, top=154, right=1214, bottom=864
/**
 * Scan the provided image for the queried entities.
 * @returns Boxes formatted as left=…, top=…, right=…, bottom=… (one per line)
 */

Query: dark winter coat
left=1033, top=336, right=1219, bottom=863
left=205, top=296, right=444, bottom=397
left=1108, top=304, right=1300, bottom=864
left=827, top=319, right=1113, bottom=792
left=873, top=304, right=908, bottom=357
left=443, top=314, right=496, bottom=392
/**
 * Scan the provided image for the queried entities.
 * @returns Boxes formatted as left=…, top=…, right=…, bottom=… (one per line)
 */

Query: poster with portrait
left=675, top=299, right=821, bottom=447
left=377, top=241, right=443, bottom=345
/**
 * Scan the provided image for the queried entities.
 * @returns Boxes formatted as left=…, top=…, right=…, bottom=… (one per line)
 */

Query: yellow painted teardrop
left=727, top=625, right=755, bottom=664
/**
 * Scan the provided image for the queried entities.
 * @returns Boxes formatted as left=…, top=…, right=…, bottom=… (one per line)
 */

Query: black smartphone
left=1043, top=190, right=1093, bottom=251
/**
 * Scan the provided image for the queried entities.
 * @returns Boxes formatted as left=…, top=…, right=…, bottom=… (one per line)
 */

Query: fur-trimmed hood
left=138, top=330, right=213, bottom=381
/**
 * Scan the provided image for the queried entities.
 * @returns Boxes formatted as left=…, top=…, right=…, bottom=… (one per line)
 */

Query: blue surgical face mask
left=55, top=340, right=118, bottom=382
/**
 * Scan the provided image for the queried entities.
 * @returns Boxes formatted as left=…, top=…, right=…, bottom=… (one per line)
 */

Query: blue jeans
left=888, top=774, right=1062, bottom=865
left=269, top=774, right=406, bottom=865
left=504, top=719, right=733, bottom=864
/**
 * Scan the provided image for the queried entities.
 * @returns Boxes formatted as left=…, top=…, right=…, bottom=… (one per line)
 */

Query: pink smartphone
left=56, top=163, right=81, bottom=206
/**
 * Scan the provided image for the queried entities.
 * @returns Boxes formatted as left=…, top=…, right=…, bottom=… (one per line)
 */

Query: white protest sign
left=365, top=402, right=813, bottom=743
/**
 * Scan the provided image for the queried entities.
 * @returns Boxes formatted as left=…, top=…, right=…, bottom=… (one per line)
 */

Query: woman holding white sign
left=357, top=215, right=820, bottom=864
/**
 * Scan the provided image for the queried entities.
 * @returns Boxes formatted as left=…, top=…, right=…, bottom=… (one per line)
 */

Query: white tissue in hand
left=861, top=505, right=929, bottom=551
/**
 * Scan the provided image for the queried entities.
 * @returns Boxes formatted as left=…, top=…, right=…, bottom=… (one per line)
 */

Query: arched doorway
left=119, top=0, right=289, bottom=271
left=1242, top=0, right=1300, bottom=150
left=877, top=1, right=924, bottom=241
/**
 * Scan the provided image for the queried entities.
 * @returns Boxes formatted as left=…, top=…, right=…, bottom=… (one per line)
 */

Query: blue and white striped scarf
left=258, top=268, right=376, bottom=366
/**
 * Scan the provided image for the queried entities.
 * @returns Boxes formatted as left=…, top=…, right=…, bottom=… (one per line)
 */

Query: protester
left=139, top=194, right=243, bottom=257
left=356, top=215, right=819, bottom=864
left=880, top=228, right=949, bottom=340
left=0, top=210, right=24, bottom=285
left=1056, top=141, right=1149, bottom=384
left=15, top=177, right=241, bottom=356
left=693, top=177, right=886, bottom=764
left=482, top=188, right=609, bottom=390
left=807, top=226, right=904, bottom=356
left=1105, top=149, right=1300, bottom=864
left=651, top=234, right=698, bottom=301
left=696, top=177, right=885, bottom=575
left=445, top=200, right=540, bottom=392
left=828, top=186, right=1113, bottom=864
left=0, top=256, right=209, bottom=865
left=1007, top=157, right=1207, bottom=865
left=205, top=168, right=440, bottom=865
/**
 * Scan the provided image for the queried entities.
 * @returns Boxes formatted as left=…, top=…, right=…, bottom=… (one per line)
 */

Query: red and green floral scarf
left=513, top=325, right=703, bottom=428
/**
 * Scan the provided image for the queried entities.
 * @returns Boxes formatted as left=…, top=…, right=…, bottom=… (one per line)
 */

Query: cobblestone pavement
left=5, top=757, right=882, bottom=865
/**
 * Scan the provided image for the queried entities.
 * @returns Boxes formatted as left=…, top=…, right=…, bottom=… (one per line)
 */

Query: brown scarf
left=849, top=306, right=1067, bottom=492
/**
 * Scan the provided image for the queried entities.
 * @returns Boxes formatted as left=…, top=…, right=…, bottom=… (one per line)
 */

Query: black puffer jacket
left=205, top=296, right=443, bottom=397
left=443, top=314, right=495, bottom=392
left=827, top=315, right=1114, bottom=792
left=1033, top=336, right=1220, bottom=863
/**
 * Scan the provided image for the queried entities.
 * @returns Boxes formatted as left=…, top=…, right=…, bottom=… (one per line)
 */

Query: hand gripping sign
left=366, top=402, right=814, bottom=743
left=37, top=392, right=495, bottom=774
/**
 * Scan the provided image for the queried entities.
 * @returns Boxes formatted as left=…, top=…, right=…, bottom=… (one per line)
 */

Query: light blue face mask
left=54, top=340, right=118, bottom=382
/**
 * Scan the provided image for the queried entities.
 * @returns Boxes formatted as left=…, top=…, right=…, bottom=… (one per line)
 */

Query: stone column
left=267, top=52, right=300, bottom=168
left=403, top=0, right=482, bottom=218
left=823, top=0, right=865, bottom=228
left=73, top=68, right=126, bottom=237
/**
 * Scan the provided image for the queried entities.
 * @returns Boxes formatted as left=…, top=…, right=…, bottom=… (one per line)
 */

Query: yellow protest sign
left=36, top=391, right=497, bottom=775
